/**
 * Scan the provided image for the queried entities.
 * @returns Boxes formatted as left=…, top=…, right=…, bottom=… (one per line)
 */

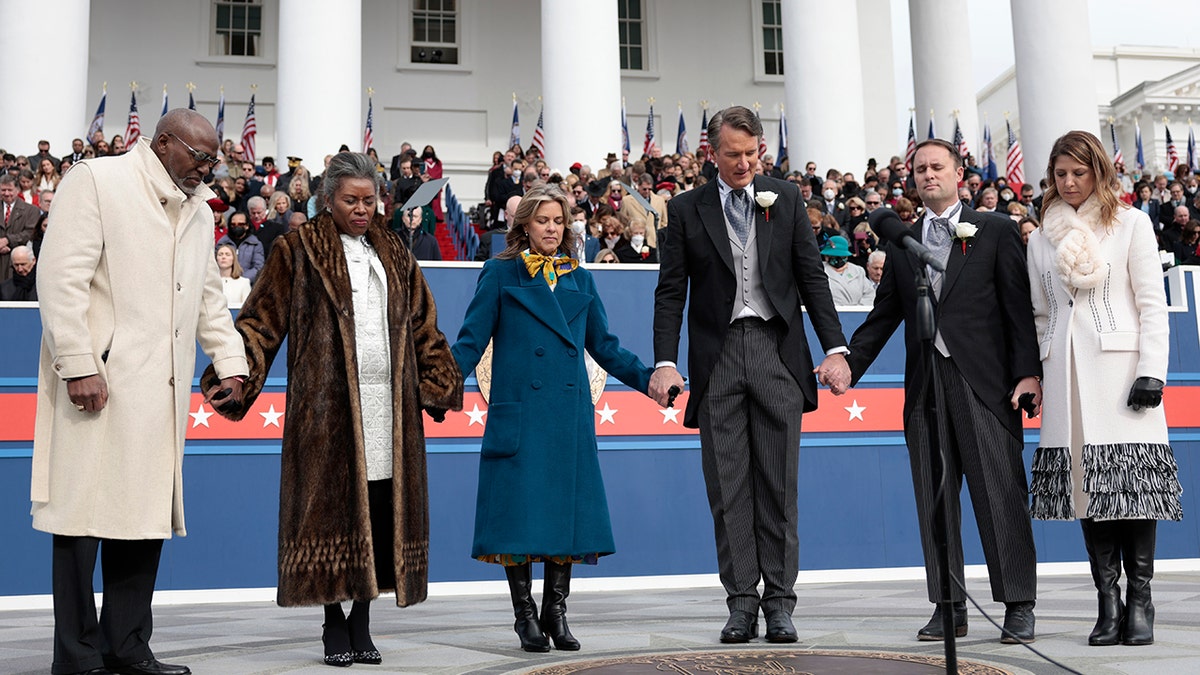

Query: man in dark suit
left=651, top=106, right=851, bottom=644
left=845, top=139, right=1041, bottom=643
left=0, top=174, right=40, bottom=281
left=389, top=141, right=413, bottom=182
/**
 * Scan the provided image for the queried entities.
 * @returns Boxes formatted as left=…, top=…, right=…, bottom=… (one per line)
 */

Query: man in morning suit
left=650, top=106, right=851, bottom=644
left=844, top=139, right=1041, bottom=643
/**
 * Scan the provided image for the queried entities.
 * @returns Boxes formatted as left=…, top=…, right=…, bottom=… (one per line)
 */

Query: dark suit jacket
left=1132, top=199, right=1160, bottom=229
left=1, top=199, right=40, bottom=281
left=654, top=176, right=848, bottom=428
left=846, top=206, right=1040, bottom=439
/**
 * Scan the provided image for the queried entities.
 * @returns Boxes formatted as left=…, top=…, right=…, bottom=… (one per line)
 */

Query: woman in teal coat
left=451, top=184, right=653, bottom=653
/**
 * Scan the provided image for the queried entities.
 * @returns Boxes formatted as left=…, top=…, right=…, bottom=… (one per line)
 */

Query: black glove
left=1127, top=377, right=1164, bottom=411
left=425, top=407, right=447, bottom=423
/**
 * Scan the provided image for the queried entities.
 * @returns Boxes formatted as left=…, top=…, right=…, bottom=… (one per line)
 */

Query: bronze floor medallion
left=522, top=649, right=1014, bottom=674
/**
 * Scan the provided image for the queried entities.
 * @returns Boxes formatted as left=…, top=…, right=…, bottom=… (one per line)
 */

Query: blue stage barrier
left=0, top=264, right=1197, bottom=596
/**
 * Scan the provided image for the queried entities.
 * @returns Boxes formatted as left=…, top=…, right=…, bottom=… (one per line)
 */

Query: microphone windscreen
left=869, top=208, right=910, bottom=245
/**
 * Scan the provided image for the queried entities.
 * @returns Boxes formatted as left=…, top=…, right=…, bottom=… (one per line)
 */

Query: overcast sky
left=888, top=0, right=1200, bottom=119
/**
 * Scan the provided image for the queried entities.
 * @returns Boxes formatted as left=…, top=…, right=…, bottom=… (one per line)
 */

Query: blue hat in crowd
left=820, top=235, right=851, bottom=257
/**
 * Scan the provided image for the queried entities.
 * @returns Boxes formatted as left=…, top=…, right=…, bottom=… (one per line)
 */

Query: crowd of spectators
left=6, top=129, right=1200, bottom=305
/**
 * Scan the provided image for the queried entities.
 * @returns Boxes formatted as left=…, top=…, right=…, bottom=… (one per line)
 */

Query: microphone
left=869, top=208, right=945, bottom=273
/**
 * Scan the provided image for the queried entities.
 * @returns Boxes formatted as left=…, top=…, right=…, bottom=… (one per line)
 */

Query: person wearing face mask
left=568, top=206, right=600, bottom=263
left=216, top=211, right=266, bottom=283
left=420, top=145, right=444, bottom=223
left=819, top=235, right=874, bottom=306
left=821, top=179, right=847, bottom=225
left=614, top=217, right=657, bottom=263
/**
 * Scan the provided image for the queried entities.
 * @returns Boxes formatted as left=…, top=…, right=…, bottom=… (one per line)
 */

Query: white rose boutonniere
left=954, top=222, right=978, bottom=253
left=756, top=190, right=778, bottom=221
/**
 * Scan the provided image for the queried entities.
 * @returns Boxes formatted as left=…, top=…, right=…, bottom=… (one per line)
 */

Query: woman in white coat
left=1027, top=131, right=1182, bottom=647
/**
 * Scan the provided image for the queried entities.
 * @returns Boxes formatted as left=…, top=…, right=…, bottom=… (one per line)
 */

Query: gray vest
left=727, top=213, right=777, bottom=323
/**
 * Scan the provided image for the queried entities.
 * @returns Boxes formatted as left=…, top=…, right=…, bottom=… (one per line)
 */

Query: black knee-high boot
left=1121, top=519, right=1157, bottom=646
left=540, top=561, right=580, bottom=650
left=347, top=600, right=382, bottom=664
left=322, top=603, right=353, bottom=667
left=505, top=563, right=549, bottom=652
left=1080, top=519, right=1124, bottom=646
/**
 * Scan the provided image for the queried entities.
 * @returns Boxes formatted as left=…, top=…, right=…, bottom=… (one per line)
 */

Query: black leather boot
left=505, top=563, right=550, bottom=652
left=1121, top=520, right=1157, bottom=646
left=540, top=561, right=581, bottom=650
left=1081, top=518, right=1124, bottom=646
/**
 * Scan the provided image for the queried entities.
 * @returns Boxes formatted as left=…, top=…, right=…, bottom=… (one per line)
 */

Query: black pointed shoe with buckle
left=720, top=609, right=759, bottom=643
left=1000, top=601, right=1036, bottom=644
left=109, top=659, right=191, bottom=675
left=764, top=609, right=798, bottom=643
left=916, top=601, right=967, bottom=641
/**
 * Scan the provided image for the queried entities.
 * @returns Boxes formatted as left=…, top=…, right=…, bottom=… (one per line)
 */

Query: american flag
left=86, top=87, right=106, bottom=143
left=621, top=98, right=630, bottom=155
left=362, top=96, right=374, bottom=153
left=1005, top=120, right=1024, bottom=186
left=1110, top=122, right=1124, bottom=167
left=775, top=109, right=787, bottom=169
left=675, top=105, right=688, bottom=155
left=508, top=96, right=519, bottom=149
left=982, top=121, right=997, bottom=181
left=1135, top=119, right=1144, bottom=170
left=215, top=88, right=225, bottom=144
left=241, top=94, right=257, bottom=164
left=124, top=91, right=141, bottom=147
left=160, top=86, right=168, bottom=118
left=756, top=111, right=768, bottom=161
left=1166, top=125, right=1179, bottom=174
left=532, top=104, right=546, bottom=156
left=952, top=118, right=969, bottom=160
left=643, top=104, right=657, bottom=156
left=904, top=113, right=917, bottom=172
left=697, top=108, right=709, bottom=160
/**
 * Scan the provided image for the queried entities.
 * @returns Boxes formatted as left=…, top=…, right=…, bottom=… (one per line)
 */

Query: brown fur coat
left=204, top=211, right=462, bottom=607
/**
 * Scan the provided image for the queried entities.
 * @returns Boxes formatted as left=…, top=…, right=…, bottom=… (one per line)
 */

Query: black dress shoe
left=764, top=609, right=798, bottom=643
left=1001, top=601, right=1036, bottom=644
left=110, top=659, right=191, bottom=675
left=74, top=669, right=113, bottom=675
left=916, top=602, right=967, bottom=641
left=720, top=609, right=759, bottom=643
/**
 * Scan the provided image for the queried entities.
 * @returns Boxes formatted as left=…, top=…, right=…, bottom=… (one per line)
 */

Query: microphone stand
left=914, top=264, right=957, bottom=673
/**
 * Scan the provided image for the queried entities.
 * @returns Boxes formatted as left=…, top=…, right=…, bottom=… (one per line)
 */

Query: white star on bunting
left=596, top=402, right=618, bottom=424
left=260, top=404, right=284, bottom=427
left=465, top=403, right=488, bottom=426
left=844, top=400, right=866, bottom=422
left=659, top=407, right=681, bottom=424
left=189, top=404, right=213, bottom=428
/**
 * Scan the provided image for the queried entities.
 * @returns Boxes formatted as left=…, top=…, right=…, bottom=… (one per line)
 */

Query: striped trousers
left=904, top=353, right=1038, bottom=603
left=698, top=317, right=802, bottom=615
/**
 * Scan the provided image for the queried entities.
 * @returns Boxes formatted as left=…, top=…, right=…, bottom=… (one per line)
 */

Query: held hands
left=814, top=353, right=851, bottom=395
left=67, top=374, right=108, bottom=413
left=649, top=366, right=686, bottom=408
left=1010, top=376, right=1042, bottom=418
left=204, top=377, right=245, bottom=417
left=1127, top=377, right=1164, bottom=411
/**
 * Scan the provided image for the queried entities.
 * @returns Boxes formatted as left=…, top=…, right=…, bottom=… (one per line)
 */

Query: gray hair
left=11, top=244, right=34, bottom=262
left=867, top=250, right=887, bottom=266
left=707, top=106, right=763, bottom=153
left=246, top=195, right=267, bottom=211
left=0, top=174, right=16, bottom=187
left=320, top=152, right=380, bottom=204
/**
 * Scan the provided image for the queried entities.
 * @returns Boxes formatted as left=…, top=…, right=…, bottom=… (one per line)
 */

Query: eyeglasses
left=849, top=206, right=864, bottom=211
left=866, top=201, right=881, bottom=206
left=167, top=133, right=221, bottom=168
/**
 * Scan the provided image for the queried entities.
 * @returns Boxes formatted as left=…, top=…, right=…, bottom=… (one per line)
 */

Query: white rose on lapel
left=756, top=190, right=778, bottom=222
left=953, top=222, right=978, bottom=253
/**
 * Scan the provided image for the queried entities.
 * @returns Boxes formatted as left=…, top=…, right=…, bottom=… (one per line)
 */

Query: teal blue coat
left=451, top=258, right=652, bottom=560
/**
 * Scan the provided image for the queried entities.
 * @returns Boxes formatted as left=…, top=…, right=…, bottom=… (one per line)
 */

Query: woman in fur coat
left=206, top=153, right=463, bottom=666
left=1027, top=131, right=1182, bottom=647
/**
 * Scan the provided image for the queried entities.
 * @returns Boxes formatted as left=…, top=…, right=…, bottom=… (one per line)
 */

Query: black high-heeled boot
left=540, top=561, right=580, bottom=650
left=1121, top=519, right=1157, bottom=646
left=348, top=600, right=382, bottom=664
left=1081, top=518, right=1124, bottom=646
left=322, top=603, right=353, bottom=667
left=505, top=563, right=550, bottom=652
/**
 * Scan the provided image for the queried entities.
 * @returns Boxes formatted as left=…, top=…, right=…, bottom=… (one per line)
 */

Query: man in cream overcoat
left=32, top=109, right=247, bottom=675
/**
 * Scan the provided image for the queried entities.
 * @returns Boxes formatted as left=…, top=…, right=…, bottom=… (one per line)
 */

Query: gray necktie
left=925, top=203, right=961, bottom=294
left=725, top=189, right=751, bottom=246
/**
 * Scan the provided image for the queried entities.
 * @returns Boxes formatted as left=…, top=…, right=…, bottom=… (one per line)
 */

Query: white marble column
left=784, top=0, right=866, bottom=174
left=0, top=0, right=90, bottom=155
left=541, top=0, right=622, bottom=173
left=277, top=0, right=361, bottom=170
left=1011, top=0, right=1098, bottom=185
left=857, top=0, right=900, bottom=165
left=909, top=0, right=978, bottom=161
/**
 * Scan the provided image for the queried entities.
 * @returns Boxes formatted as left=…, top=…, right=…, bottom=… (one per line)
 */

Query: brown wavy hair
left=497, top=183, right=578, bottom=259
left=1041, top=130, right=1125, bottom=227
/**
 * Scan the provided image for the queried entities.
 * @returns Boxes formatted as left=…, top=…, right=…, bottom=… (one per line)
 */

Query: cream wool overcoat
left=31, top=138, right=248, bottom=539
left=1027, top=198, right=1181, bottom=521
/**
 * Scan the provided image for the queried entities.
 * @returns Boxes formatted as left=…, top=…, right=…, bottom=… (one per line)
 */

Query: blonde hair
left=498, top=184, right=577, bottom=259
left=216, top=243, right=244, bottom=279
left=1042, top=130, right=1124, bottom=227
